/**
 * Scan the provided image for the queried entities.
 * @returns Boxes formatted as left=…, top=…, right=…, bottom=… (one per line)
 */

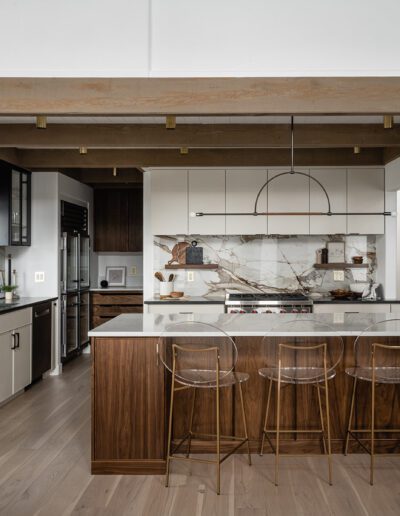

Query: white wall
left=383, top=157, right=400, bottom=298
left=97, top=253, right=143, bottom=288
left=6, top=173, right=59, bottom=298
left=0, top=0, right=399, bottom=77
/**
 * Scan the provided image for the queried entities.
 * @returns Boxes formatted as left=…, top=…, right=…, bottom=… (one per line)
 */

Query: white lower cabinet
left=313, top=303, right=391, bottom=314
left=0, top=331, right=13, bottom=403
left=0, top=308, right=32, bottom=404
left=147, top=303, right=225, bottom=314
left=12, top=324, right=32, bottom=394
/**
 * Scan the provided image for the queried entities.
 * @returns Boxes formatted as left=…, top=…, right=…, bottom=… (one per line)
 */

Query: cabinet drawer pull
left=11, top=333, right=16, bottom=350
left=35, top=308, right=50, bottom=318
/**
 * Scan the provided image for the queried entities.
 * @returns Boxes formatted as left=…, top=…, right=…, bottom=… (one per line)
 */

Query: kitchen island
left=89, top=313, right=400, bottom=475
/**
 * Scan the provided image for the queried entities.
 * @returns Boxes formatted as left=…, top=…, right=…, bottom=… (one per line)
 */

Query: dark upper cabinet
left=94, top=187, right=143, bottom=252
left=0, top=160, right=31, bottom=246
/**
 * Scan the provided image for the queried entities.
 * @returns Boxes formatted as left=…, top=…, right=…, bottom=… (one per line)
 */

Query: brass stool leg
left=260, top=379, right=273, bottom=456
left=238, top=382, right=252, bottom=465
left=186, top=387, right=197, bottom=458
left=165, top=368, right=176, bottom=488
left=216, top=382, right=221, bottom=495
left=316, top=383, right=327, bottom=455
left=275, top=372, right=281, bottom=486
left=344, top=376, right=357, bottom=456
left=370, top=371, right=376, bottom=486
left=324, top=372, right=333, bottom=485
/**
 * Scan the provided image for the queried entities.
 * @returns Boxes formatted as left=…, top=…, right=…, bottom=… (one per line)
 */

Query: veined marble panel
left=154, top=235, right=376, bottom=297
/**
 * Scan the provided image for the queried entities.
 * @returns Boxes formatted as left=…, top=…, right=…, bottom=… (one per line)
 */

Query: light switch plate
left=34, top=271, right=45, bottom=283
left=128, top=266, right=137, bottom=277
left=187, top=271, right=194, bottom=282
left=333, top=270, right=345, bottom=282
left=333, top=312, right=345, bottom=324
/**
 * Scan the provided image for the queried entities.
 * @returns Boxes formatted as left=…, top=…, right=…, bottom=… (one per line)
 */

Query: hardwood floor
left=0, top=355, right=399, bottom=516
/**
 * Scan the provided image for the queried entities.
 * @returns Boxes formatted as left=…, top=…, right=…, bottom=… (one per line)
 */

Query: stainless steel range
left=225, top=290, right=313, bottom=314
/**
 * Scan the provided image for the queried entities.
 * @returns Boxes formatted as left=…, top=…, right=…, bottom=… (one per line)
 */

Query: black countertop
left=145, top=296, right=225, bottom=305
left=145, top=295, right=400, bottom=305
left=0, top=297, right=58, bottom=315
left=313, top=298, right=400, bottom=304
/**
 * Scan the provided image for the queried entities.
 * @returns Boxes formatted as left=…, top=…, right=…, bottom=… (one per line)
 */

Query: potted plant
left=1, top=285, right=17, bottom=302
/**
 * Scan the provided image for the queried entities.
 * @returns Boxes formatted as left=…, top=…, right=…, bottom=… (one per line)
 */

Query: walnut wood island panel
left=89, top=313, right=400, bottom=475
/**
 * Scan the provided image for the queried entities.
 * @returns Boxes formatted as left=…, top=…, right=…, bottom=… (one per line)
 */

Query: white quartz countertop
left=88, top=313, right=400, bottom=337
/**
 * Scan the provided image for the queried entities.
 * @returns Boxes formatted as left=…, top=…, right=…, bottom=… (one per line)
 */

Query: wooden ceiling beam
left=1, top=123, right=400, bottom=149
left=1, top=77, right=400, bottom=115
left=18, top=147, right=384, bottom=169
left=0, top=147, right=20, bottom=164
left=54, top=168, right=143, bottom=184
left=383, top=147, right=400, bottom=164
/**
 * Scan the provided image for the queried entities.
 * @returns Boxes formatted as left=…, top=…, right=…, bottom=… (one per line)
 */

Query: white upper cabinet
left=151, top=169, right=188, bottom=235
left=310, top=169, right=347, bottom=234
left=267, top=169, right=310, bottom=235
left=347, top=168, right=385, bottom=234
left=188, top=169, right=226, bottom=234
left=226, top=169, right=267, bottom=234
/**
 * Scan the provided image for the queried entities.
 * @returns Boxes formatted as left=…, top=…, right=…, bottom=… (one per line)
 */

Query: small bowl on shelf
left=352, top=256, right=363, bottom=264
left=170, top=291, right=184, bottom=298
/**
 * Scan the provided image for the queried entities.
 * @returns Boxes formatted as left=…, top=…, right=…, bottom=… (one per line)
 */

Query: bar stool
left=158, top=321, right=251, bottom=495
left=259, top=318, right=344, bottom=486
left=344, top=318, right=400, bottom=485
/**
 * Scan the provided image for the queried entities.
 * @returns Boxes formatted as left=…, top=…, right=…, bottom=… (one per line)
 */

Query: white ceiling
left=0, top=116, right=399, bottom=124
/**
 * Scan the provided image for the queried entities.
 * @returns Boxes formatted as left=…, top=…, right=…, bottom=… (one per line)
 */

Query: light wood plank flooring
left=0, top=355, right=399, bottom=516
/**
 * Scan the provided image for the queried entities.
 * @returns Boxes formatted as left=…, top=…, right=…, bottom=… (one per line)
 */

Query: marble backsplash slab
left=153, top=235, right=376, bottom=298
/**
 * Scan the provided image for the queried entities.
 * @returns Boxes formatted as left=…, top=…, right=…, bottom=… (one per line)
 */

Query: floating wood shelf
left=313, top=263, right=368, bottom=270
left=164, top=264, right=219, bottom=270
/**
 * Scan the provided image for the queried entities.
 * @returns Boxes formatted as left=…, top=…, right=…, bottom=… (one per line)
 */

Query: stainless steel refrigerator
left=61, top=231, right=90, bottom=360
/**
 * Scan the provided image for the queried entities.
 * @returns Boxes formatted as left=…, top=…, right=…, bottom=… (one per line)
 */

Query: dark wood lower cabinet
left=91, top=336, right=400, bottom=475
left=91, top=292, right=143, bottom=329
left=92, top=337, right=166, bottom=474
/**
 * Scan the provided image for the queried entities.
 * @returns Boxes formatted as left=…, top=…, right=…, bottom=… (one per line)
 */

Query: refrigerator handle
left=62, top=233, right=68, bottom=293
left=61, top=296, right=67, bottom=358
left=77, top=233, right=81, bottom=291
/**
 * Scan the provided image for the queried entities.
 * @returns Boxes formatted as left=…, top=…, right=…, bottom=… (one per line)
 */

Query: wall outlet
left=187, top=271, right=194, bottom=282
left=128, top=266, right=137, bottom=277
left=333, top=270, right=345, bottom=282
left=34, top=271, right=45, bottom=283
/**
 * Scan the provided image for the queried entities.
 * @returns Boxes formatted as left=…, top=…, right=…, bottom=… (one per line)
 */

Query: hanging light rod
left=195, top=116, right=393, bottom=218
left=193, top=211, right=394, bottom=217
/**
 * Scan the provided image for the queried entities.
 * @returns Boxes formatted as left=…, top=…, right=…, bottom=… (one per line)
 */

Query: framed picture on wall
left=106, top=266, right=126, bottom=286
left=327, top=241, right=345, bottom=263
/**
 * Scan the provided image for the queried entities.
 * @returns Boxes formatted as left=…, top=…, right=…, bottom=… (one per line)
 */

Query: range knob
left=251, top=309, right=258, bottom=314
left=230, top=310, right=238, bottom=313
left=239, top=310, right=246, bottom=314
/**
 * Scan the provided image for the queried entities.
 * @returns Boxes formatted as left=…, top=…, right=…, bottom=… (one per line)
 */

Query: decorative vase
left=5, top=291, right=13, bottom=301
left=160, top=282, right=173, bottom=298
